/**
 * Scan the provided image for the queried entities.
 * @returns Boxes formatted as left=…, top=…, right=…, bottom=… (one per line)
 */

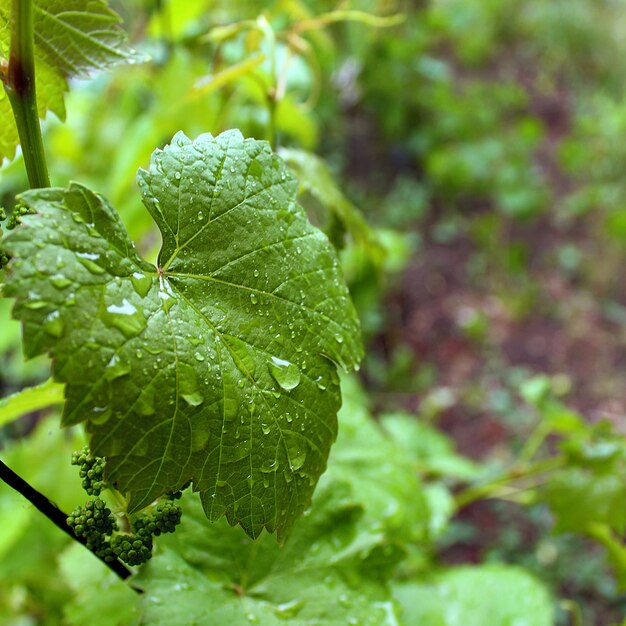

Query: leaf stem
left=0, top=458, right=139, bottom=589
left=3, top=0, right=50, bottom=188
left=454, top=456, right=566, bottom=509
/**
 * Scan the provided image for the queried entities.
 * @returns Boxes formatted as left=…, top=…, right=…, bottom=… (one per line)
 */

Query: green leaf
left=380, top=411, right=481, bottom=480
left=325, top=376, right=429, bottom=543
left=2, top=130, right=363, bottom=539
left=59, top=544, right=140, bottom=626
left=392, top=565, right=554, bottom=626
left=0, top=0, right=144, bottom=161
left=541, top=467, right=626, bottom=534
left=134, top=481, right=401, bottom=626
left=0, top=378, right=64, bottom=427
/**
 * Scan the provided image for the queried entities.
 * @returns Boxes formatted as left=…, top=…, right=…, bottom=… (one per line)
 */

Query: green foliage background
left=3, top=0, right=626, bottom=624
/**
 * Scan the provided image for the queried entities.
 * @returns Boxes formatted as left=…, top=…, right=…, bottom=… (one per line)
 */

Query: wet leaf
left=2, top=130, right=362, bottom=538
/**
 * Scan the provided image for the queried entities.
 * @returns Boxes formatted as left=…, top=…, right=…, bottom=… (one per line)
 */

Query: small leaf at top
left=0, top=0, right=145, bottom=161
left=1, top=130, right=363, bottom=539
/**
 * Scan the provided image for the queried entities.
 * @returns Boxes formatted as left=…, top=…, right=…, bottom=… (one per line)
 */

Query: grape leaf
left=134, top=481, right=402, bottom=626
left=59, top=544, right=140, bottom=626
left=0, top=0, right=144, bottom=161
left=1, top=130, right=363, bottom=538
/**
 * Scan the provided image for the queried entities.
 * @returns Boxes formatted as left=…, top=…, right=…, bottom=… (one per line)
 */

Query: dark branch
left=0, top=458, right=140, bottom=590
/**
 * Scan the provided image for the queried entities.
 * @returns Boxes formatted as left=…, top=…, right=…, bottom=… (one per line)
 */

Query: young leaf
left=1, top=130, right=363, bottom=539
left=0, top=0, right=144, bottom=161
left=134, top=481, right=402, bottom=626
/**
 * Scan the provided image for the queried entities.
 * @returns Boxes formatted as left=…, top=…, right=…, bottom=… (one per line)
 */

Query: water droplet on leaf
left=43, top=310, right=63, bottom=337
left=76, top=252, right=105, bottom=275
left=50, top=274, right=71, bottom=289
left=103, top=299, right=146, bottom=338
left=105, top=354, right=131, bottom=380
left=268, top=356, right=301, bottom=390
left=130, top=272, right=152, bottom=298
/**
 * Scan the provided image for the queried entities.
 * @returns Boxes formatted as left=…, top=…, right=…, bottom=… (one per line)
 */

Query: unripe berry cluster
left=68, top=450, right=188, bottom=566
left=71, top=446, right=106, bottom=496
left=67, top=498, right=117, bottom=549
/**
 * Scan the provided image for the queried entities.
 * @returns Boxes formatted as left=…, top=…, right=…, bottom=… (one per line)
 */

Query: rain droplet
left=42, top=310, right=63, bottom=337
left=182, top=391, right=204, bottom=406
left=105, top=354, right=131, bottom=381
left=50, top=274, right=71, bottom=289
left=76, top=252, right=105, bottom=275
left=130, top=271, right=152, bottom=298
left=288, top=449, right=306, bottom=471
left=268, top=356, right=301, bottom=391
left=250, top=293, right=258, bottom=305
left=261, top=459, right=278, bottom=473
left=194, top=352, right=205, bottom=362
left=103, top=299, right=146, bottom=338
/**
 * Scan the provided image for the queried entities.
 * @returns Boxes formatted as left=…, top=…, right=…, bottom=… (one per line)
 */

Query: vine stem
left=0, top=459, right=140, bottom=587
left=454, top=456, right=566, bottom=509
left=3, top=0, right=50, bottom=188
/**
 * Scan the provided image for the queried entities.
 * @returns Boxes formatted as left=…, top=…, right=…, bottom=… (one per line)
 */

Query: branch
left=0, top=458, right=140, bottom=590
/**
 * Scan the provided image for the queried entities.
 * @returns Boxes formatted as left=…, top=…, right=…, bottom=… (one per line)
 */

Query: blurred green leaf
left=59, top=543, right=139, bottom=626
left=542, top=468, right=626, bottom=534
left=392, top=565, right=554, bottom=626
left=135, top=481, right=402, bottom=626
left=0, top=378, right=64, bottom=427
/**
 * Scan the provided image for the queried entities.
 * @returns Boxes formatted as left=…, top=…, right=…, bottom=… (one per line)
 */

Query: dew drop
left=275, top=599, right=305, bottom=619
left=103, top=299, right=146, bottom=338
left=130, top=272, right=152, bottom=298
left=50, top=274, right=71, bottom=289
left=42, top=310, right=63, bottom=337
left=268, top=356, right=301, bottom=391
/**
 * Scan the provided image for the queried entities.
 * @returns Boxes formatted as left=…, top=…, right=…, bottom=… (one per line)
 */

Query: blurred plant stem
left=455, top=456, right=566, bottom=509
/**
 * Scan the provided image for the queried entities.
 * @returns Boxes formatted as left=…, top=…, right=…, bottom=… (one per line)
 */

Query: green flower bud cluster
left=5, top=204, right=32, bottom=230
left=110, top=533, right=153, bottom=566
left=67, top=498, right=118, bottom=553
left=71, top=446, right=106, bottom=496
left=68, top=450, right=186, bottom=567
